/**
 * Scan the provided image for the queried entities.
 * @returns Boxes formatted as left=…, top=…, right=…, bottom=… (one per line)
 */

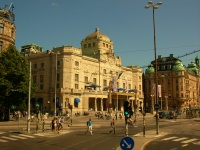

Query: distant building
left=144, top=54, right=200, bottom=113
left=0, top=4, right=16, bottom=52
left=22, top=28, right=143, bottom=115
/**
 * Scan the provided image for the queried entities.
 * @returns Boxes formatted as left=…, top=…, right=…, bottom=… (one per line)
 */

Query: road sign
left=120, top=136, right=134, bottom=150
left=154, top=104, right=160, bottom=110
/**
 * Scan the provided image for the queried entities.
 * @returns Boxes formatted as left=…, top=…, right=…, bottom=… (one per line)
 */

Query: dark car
left=166, top=111, right=174, bottom=119
left=158, top=111, right=166, bottom=119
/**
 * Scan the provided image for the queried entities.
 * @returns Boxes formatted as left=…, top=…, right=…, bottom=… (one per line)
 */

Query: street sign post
left=120, top=136, right=134, bottom=150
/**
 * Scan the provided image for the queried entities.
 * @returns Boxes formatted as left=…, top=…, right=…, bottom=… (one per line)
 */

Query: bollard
left=42, top=119, right=45, bottom=132
left=36, top=119, right=39, bottom=133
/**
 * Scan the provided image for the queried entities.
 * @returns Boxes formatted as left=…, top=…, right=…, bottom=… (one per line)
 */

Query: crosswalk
left=161, top=136, right=200, bottom=146
left=0, top=133, right=36, bottom=143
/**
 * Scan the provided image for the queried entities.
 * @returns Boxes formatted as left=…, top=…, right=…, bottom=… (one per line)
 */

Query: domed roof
left=187, top=61, right=198, bottom=74
left=145, top=64, right=155, bottom=73
left=172, top=60, right=185, bottom=71
left=84, top=28, right=111, bottom=42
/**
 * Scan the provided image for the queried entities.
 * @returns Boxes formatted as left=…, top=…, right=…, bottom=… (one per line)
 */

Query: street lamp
left=27, top=61, right=31, bottom=133
left=52, top=51, right=60, bottom=116
left=145, top=1, right=162, bottom=135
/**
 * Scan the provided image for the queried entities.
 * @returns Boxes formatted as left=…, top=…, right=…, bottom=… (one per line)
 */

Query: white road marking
left=10, top=135, right=27, bottom=139
left=1, top=136, right=17, bottom=140
left=173, top=137, right=188, bottom=141
left=181, top=144, right=188, bottom=147
left=181, top=138, right=198, bottom=143
left=162, top=137, right=177, bottom=141
left=0, top=139, right=8, bottom=142
left=0, top=132, right=5, bottom=135
left=19, top=134, right=35, bottom=138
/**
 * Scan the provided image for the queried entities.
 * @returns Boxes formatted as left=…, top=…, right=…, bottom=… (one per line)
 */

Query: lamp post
left=27, top=61, right=31, bottom=133
left=52, top=51, right=60, bottom=116
left=145, top=1, right=162, bottom=135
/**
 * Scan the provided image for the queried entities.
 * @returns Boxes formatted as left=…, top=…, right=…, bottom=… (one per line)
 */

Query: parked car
left=166, top=111, right=174, bottom=119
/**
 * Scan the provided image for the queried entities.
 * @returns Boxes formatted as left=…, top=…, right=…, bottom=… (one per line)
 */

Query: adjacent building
left=0, top=4, right=16, bottom=52
left=22, top=28, right=143, bottom=115
left=144, top=54, right=200, bottom=114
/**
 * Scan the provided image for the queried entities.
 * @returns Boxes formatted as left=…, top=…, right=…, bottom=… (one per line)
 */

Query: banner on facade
left=112, top=76, right=117, bottom=92
left=158, top=85, right=162, bottom=97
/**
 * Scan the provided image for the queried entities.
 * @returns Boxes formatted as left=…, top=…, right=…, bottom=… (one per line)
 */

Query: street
left=0, top=114, right=200, bottom=150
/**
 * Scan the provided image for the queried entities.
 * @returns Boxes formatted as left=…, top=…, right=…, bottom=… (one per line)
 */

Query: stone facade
left=22, top=29, right=143, bottom=115
left=0, top=5, right=16, bottom=52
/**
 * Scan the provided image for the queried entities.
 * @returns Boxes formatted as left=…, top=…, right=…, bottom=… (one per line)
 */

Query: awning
left=74, top=98, right=80, bottom=103
left=85, top=84, right=101, bottom=88
left=128, top=89, right=134, bottom=93
left=117, top=88, right=125, bottom=91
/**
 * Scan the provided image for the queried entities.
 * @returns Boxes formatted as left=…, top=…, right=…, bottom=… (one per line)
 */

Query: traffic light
left=124, top=100, right=129, bottom=115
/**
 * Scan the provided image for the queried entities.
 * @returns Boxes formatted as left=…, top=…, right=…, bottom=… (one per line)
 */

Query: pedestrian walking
left=85, top=118, right=93, bottom=135
left=109, top=118, right=116, bottom=134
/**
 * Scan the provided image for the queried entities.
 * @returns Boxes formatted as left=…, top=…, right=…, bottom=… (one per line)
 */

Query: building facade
left=0, top=4, right=16, bottom=52
left=22, top=28, right=143, bottom=115
left=144, top=54, right=200, bottom=114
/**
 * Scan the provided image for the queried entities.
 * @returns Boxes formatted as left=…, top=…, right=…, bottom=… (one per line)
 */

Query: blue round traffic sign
left=120, top=136, right=134, bottom=150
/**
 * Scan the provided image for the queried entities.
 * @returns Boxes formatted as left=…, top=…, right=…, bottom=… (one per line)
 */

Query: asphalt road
left=143, top=119, right=200, bottom=150
left=0, top=115, right=200, bottom=150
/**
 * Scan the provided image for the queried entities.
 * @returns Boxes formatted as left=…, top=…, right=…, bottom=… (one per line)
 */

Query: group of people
left=51, top=117, right=64, bottom=133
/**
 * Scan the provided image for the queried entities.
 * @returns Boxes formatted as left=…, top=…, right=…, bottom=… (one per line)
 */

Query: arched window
left=0, top=23, right=4, bottom=34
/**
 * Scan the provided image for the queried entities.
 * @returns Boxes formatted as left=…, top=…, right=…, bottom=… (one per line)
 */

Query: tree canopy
left=0, top=45, right=34, bottom=111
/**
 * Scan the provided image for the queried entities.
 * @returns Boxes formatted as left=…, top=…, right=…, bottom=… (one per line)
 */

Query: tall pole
left=145, top=1, right=162, bottom=135
left=54, top=53, right=57, bottom=116
left=27, top=61, right=31, bottom=133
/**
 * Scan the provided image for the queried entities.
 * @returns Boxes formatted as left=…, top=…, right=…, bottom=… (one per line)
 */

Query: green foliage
left=0, top=44, right=35, bottom=111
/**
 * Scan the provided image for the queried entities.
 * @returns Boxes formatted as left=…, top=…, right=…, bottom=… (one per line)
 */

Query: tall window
left=85, top=76, right=88, bottom=83
left=93, top=78, right=97, bottom=84
left=40, top=63, right=44, bottom=68
left=40, top=75, right=44, bottom=83
left=57, top=73, right=60, bottom=82
left=103, top=79, right=107, bottom=87
left=75, top=74, right=79, bottom=82
left=75, top=61, right=79, bottom=66
left=75, top=83, right=79, bottom=89
left=0, top=23, right=4, bottom=34
left=33, top=75, right=37, bottom=84
left=0, top=41, right=3, bottom=51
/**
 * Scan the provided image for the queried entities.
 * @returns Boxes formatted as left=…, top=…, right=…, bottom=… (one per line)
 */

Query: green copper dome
left=187, top=61, right=198, bottom=74
left=172, top=60, right=185, bottom=71
left=145, top=64, right=155, bottom=73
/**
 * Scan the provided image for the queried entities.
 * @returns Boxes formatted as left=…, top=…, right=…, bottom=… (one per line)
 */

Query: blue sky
left=1, top=0, right=200, bottom=69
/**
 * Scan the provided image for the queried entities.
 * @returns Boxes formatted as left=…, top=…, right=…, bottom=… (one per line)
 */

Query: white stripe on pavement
left=181, top=138, right=198, bottom=143
left=0, top=139, right=8, bottom=142
left=19, top=134, right=35, bottom=138
left=173, top=137, right=188, bottom=141
left=162, top=137, right=177, bottom=141
left=0, top=132, right=5, bottom=135
left=1, top=136, right=18, bottom=140
left=10, top=135, right=27, bottom=139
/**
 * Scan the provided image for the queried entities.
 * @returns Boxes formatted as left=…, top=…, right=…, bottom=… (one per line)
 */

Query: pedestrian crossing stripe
left=19, top=134, right=35, bottom=138
left=162, top=136, right=177, bottom=141
left=181, top=138, right=198, bottom=143
left=173, top=137, right=188, bottom=141
left=0, top=132, right=5, bottom=135
left=0, top=139, right=8, bottom=142
left=10, top=135, right=27, bottom=139
left=1, top=136, right=18, bottom=141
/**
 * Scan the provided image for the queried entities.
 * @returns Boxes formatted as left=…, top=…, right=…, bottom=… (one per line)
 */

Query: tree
left=0, top=45, right=35, bottom=120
